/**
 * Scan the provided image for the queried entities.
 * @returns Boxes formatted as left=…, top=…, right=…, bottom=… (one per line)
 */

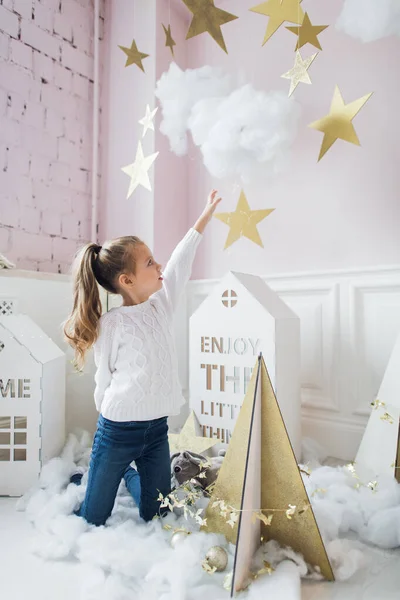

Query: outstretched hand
left=193, top=189, right=223, bottom=235
left=204, top=189, right=222, bottom=216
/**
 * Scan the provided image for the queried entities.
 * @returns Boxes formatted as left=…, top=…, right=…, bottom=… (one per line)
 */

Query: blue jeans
left=73, top=414, right=171, bottom=526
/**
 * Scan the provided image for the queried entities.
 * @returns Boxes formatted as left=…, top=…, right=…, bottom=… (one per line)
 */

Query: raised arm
left=156, top=190, right=222, bottom=317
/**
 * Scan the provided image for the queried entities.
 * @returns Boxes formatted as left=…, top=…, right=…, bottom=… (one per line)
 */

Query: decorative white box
left=0, top=314, right=66, bottom=496
left=189, top=271, right=301, bottom=459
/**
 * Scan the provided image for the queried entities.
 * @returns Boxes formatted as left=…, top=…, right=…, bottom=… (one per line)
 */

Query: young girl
left=64, top=190, right=221, bottom=526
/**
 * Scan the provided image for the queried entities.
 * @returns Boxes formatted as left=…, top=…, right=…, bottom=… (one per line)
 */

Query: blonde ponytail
left=63, top=236, right=143, bottom=370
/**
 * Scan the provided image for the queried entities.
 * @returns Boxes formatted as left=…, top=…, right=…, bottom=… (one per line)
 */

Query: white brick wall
left=0, top=0, right=105, bottom=274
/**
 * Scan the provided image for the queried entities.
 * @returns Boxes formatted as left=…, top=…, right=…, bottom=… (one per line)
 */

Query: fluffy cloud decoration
left=155, top=63, right=300, bottom=184
left=336, top=0, right=400, bottom=42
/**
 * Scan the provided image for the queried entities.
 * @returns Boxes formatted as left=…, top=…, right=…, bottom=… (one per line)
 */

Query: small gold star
left=162, top=23, right=176, bottom=56
left=309, top=85, right=373, bottom=161
left=281, top=50, right=318, bottom=96
left=169, top=411, right=219, bottom=455
left=214, top=190, right=275, bottom=249
left=286, top=12, right=328, bottom=51
left=118, top=39, right=149, bottom=72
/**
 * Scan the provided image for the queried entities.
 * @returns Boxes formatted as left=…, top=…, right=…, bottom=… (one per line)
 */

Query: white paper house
left=0, top=314, right=65, bottom=496
left=356, top=331, right=400, bottom=481
left=189, top=271, right=301, bottom=459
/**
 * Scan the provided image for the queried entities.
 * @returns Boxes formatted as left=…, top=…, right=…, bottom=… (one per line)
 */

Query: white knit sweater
left=93, top=228, right=202, bottom=422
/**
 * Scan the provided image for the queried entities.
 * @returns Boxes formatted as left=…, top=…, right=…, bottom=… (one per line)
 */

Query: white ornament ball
left=205, top=545, right=228, bottom=572
left=170, top=530, right=190, bottom=548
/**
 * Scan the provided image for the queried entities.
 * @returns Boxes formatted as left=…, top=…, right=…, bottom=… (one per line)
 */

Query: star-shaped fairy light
left=286, top=12, right=328, bottom=51
left=118, top=39, right=149, bottom=71
left=214, top=190, right=275, bottom=249
left=309, top=85, right=373, bottom=161
left=281, top=50, right=318, bottom=96
left=249, top=0, right=304, bottom=45
left=162, top=23, right=176, bottom=56
left=139, top=104, right=158, bottom=138
left=182, top=0, right=238, bottom=53
left=169, top=411, right=219, bottom=455
left=121, top=141, right=159, bottom=198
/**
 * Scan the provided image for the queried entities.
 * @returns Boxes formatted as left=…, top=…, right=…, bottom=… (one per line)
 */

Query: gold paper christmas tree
left=204, top=355, right=334, bottom=594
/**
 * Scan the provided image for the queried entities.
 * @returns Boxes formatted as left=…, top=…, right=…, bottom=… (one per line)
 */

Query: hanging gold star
left=139, top=104, right=158, bottom=138
left=169, top=411, right=219, bottom=455
left=286, top=12, right=328, bottom=51
left=162, top=23, right=176, bottom=56
left=182, top=0, right=238, bottom=54
left=118, top=39, right=149, bottom=72
left=281, top=50, right=318, bottom=96
left=309, top=85, right=373, bottom=161
left=249, top=0, right=304, bottom=45
left=214, top=190, right=275, bottom=249
left=121, top=141, right=159, bottom=198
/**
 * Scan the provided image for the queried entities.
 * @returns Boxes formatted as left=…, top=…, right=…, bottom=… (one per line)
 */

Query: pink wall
left=0, top=0, right=105, bottom=273
left=1, top=0, right=399, bottom=278
left=153, top=0, right=188, bottom=268
left=183, top=0, right=400, bottom=279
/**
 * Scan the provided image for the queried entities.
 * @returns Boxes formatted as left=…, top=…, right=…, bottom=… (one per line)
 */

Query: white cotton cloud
left=155, top=62, right=234, bottom=156
left=155, top=63, right=300, bottom=184
left=336, top=0, right=400, bottom=42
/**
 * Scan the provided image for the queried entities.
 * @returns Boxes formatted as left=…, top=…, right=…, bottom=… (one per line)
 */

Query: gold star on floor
left=118, top=39, right=149, bottom=72
left=286, top=12, right=328, bottom=51
left=309, top=85, right=373, bottom=161
left=121, top=141, right=159, bottom=198
left=162, top=23, right=176, bottom=56
left=139, top=104, right=158, bottom=138
left=281, top=50, right=318, bottom=96
left=250, top=0, right=304, bottom=45
left=182, top=0, right=238, bottom=54
left=214, top=190, right=275, bottom=249
left=169, top=411, right=219, bottom=455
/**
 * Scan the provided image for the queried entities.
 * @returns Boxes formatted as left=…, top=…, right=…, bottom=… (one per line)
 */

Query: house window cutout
left=0, top=432, right=10, bottom=444
left=14, top=416, right=27, bottom=429
left=0, top=416, right=28, bottom=462
left=0, top=449, right=10, bottom=461
left=0, top=299, right=15, bottom=316
left=14, top=449, right=26, bottom=461
left=222, top=290, right=238, bottom=308
left=0, top=417, right=11, bottom=429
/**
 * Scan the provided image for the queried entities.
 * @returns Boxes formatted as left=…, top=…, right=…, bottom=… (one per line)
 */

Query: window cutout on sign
left=221, top=289, right=238, bottom=308
left=14, top=432, right=27, bottom=445
left=0, top=432, right=10, bottom=444
left=14, top=448, right=27, bottom=461
left=0, top=449, right=10, bottom=461
left=0, top=417, right=11, bottom=429
left=14, top=417, right=27, bottom=429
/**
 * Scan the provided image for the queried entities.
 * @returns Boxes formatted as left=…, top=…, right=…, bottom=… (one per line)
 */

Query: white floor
left=1, top=497, right=400, bottom=600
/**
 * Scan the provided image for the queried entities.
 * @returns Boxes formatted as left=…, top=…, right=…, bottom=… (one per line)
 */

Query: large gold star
left=309, top=85, right=373, bottom=161
left=169, top=411, right=219, bottom=455
left=281, top=50, right=318, bottom=96
left=121, top=141, right=159, bottom=198
left=182, top=0, right=238, bottom=54
left=286, top=12, right=328, bottom=51
left=162, top=23, right=176, bottom=56
left=250, top=0, right=304, bottom=45
left=214, top=190, right=275, bottom=250
left=118, top=39, right=149, bottom=72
